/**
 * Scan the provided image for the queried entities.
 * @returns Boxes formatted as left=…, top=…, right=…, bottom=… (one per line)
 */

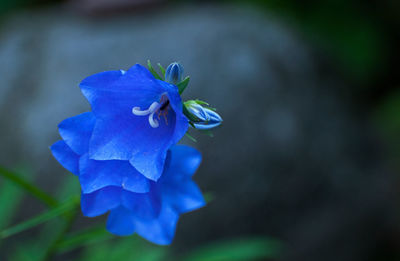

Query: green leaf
left=0, top=196, right=79, bottom=239
left=80, top=236, right=168, bottom=261
left=10, top=243, right=40, bottom=261
left=147, top=60, right=163, bottom=80
left=55, top=225, right=112, bottom=253
left=181, top=237, right=282, bottom=261
left=0, top=178, right=25, bottom=250
left=157, top=63, right=166, bottom=78
left=0, top=180, right=24, bottom=229
left=0, top=165, right=58, bottom=208
left=177, top=76, right=190, bottom=94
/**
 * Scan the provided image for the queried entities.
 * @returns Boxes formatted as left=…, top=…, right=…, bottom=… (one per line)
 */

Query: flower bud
left=186, top=102, right=222, bottom=130
left=165, top=62, right=184, bottom=85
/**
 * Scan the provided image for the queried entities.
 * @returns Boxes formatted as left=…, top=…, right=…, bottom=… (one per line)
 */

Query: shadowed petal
left=162, top=181, right=206, bottom=214
left=79, top=154, right=150, bottom=194
left=129, top=148, right=167, bottom=181
left=81, top=186, right=121, bottom=217
left=58, top=112, right=96, bottom=155
left=50, top=140, right=79, bottom=175
left=165, top=145, right=202, bottom=179
left=121, top=189, right=161, bottom=220
left=106, top=207, right=136, bottom=236
left=134, top=205, right=179, bottom=245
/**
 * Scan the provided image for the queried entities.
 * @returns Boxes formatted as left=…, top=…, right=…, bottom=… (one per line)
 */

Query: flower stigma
left=132, top=94, right=170, bottom=128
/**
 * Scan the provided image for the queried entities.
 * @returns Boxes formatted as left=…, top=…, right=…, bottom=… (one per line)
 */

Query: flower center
left=132, top=95, right=170, bottom=128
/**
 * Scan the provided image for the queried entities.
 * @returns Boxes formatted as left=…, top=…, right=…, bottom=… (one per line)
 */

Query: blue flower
left=79, top=64, right=188, bottom=181
left=51, top=117, right=205, bottom=244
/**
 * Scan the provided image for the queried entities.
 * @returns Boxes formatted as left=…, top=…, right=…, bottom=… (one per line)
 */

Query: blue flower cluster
left=50, top=63, right=219, bottom=244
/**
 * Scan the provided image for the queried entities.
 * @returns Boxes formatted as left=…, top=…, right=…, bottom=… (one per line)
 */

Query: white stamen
left=148, top=113, right=159, bottom=128
left=132, top=102, right=162, bottom=128
left=132, top=102, right=160, bottom=116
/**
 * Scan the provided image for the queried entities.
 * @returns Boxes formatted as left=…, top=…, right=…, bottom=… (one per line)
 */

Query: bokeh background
left=1, top=0, right=400, bottom=260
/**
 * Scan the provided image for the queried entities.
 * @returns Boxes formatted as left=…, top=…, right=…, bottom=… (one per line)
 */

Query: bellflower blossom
left=79, top=64, right=188, bottom=181
left=51, top=112, right=205, bottom=244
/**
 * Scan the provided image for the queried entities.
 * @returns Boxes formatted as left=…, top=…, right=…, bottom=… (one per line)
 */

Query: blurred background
left=1, top=0, right=400, bottom=260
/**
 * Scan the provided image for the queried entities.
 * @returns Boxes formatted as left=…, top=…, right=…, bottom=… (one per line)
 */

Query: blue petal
left=106, top=207, right=136, bottom=236
left=89, top=113, right=174, bottom=180
left=50, top=140, right=80, bottom=175
left=90, top=103, right=186, bottom=181
left=134, top=205, right=179, bottom=245
left=81, top=186, right=121, bottom=217
left=80, top=65, right=163, bottom=118
left=128, top=146, right=168, bottom=182
left=58, top=112, right=95, bottom=155
left=206, top=108, right=223, bottom=122
left=159, top=146, right=205, bottom=213
left=165, top=145, right=202, bottom=179
left=193, top=121, right=221, bottom=130
left=158, top=80, right=189, bottom=146
left=121, top=189, right=161, bottom=220
left=162, top=181, right=206, bottom=214
left=125, top=64, right=159, bottom=82
left=79, top=154, right=150, bottom=194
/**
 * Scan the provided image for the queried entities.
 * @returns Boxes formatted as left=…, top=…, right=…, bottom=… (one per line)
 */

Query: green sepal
left=193, top=99, right=217, bottom=111
left=182, top=102, right=200, bottom=122
left=193, top=99, right=209, bottom=106
left=147, top=60, right=163, bottom=80
left=177, top=76, right=190, bottom=94
left=157, top=63, right=166, bottom=78
left=185, top=132, right=197, bottom=142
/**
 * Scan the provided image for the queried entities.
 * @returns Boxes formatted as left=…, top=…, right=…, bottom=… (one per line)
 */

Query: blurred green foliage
left=231, top=0, right=396, bottom=82
left=373, top=89, right=400, bottom=164
left=0, top=167, right=281, bottom=261
left=0, top=0, right=31, bottom=13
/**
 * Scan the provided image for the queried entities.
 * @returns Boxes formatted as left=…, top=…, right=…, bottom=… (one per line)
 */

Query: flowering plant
left=50, top=61, right=221, bottom=244
left=0, top=61, right=280, bottom=261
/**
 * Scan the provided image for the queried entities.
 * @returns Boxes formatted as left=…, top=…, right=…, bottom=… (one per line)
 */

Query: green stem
left=0, top=166, right=58, bottom=208
left=42, top=203, right=79, bottom=261
left=0, top=197, right=78, bottom=239
left=55, top=225, right=112, bottom=254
